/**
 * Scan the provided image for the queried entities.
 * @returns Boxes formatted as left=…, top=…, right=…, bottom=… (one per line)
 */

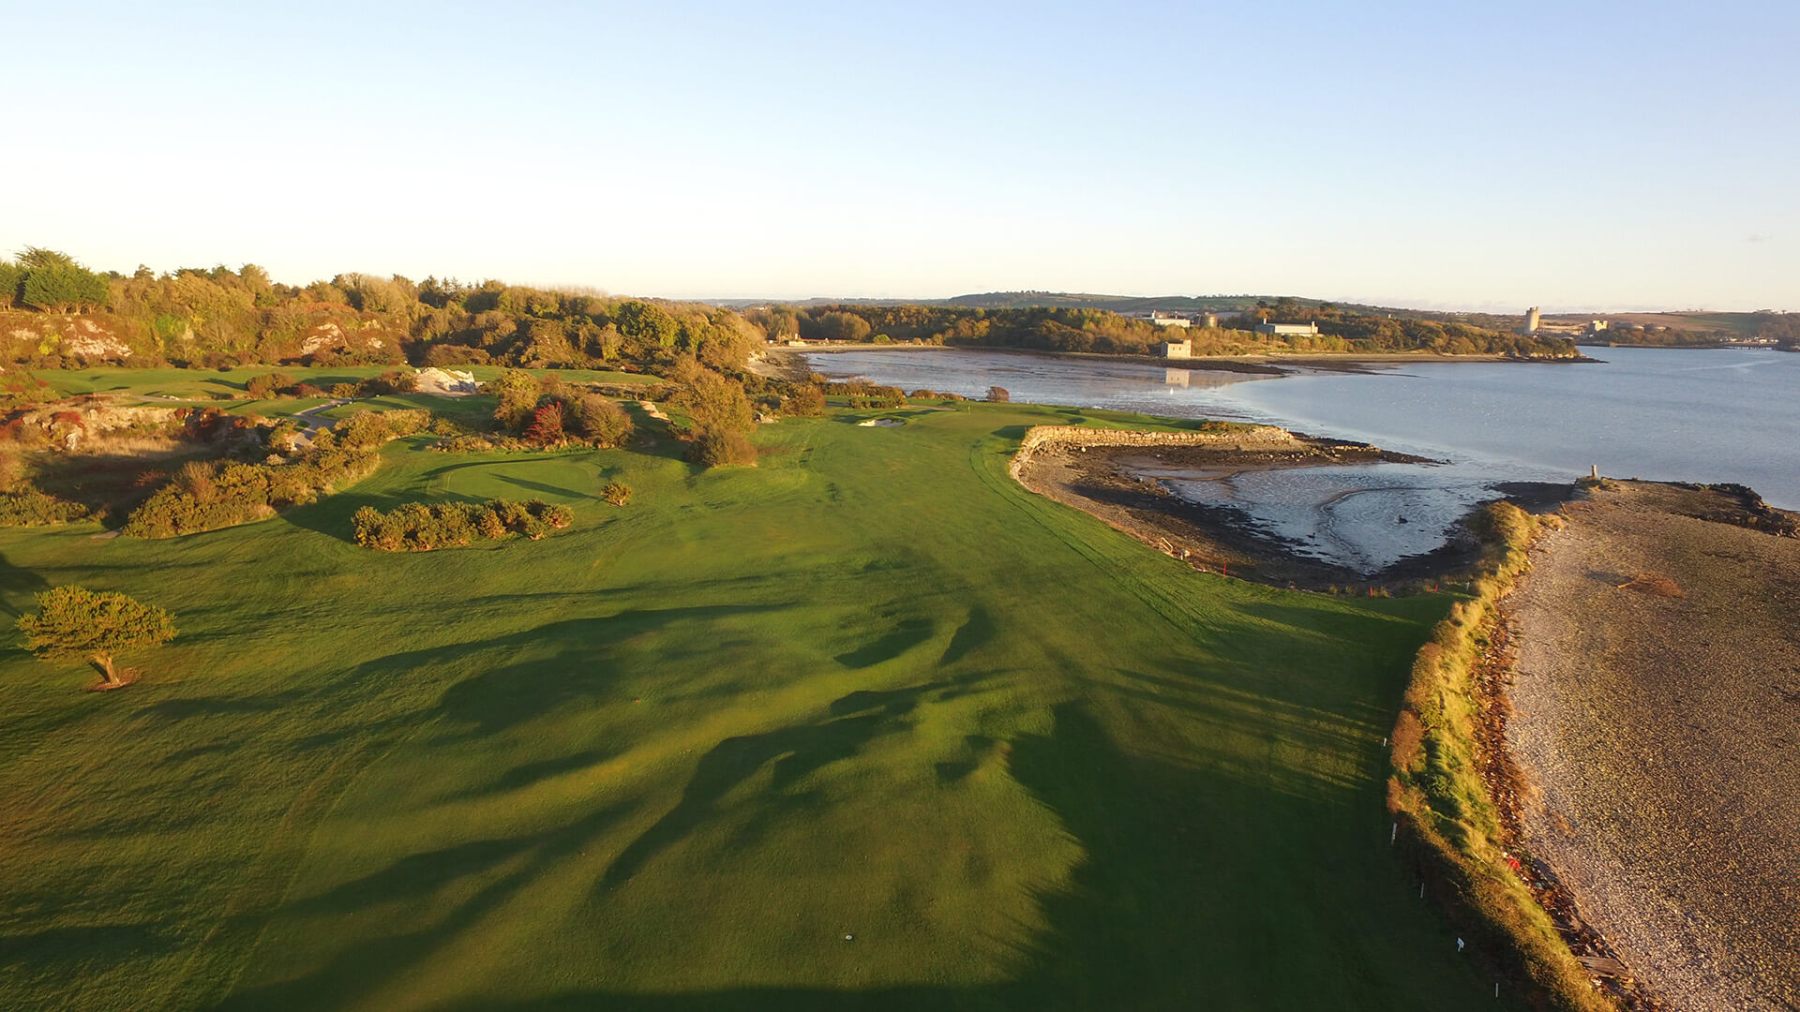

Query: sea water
left=805, top=346, right=1800, bottom=572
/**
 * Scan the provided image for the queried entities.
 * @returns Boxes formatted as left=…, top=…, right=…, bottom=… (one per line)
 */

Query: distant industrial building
left=1148, top=311, right=1191, bottom=329
left=1253, top=321, right=1319, bottom=337
left=1156, top=339, right=1192, bottom=358
left=1524, top=306, right=1542, bottom=334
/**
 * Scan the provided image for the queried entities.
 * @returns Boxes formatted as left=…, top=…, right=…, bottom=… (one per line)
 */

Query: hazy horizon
left=3, top=1, right=1795, bottom=311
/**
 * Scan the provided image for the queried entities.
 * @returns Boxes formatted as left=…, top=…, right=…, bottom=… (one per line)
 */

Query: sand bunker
left=413, top=367, right=479, bottom=395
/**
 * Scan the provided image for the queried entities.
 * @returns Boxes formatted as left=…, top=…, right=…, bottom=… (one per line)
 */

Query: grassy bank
left=1385, top=502, right=1609, bottom=1011
left=4, top=389, right=1517, bottom=1009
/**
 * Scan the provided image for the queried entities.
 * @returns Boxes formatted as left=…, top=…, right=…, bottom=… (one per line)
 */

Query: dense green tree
left=489, top=370, right=541, bottom=431
left=15, top=248, right=109, bottom=312
left=19, top=585, right=178, bottom=688
left=615, top=300, right=680, bottom=351
left=814, top=310, right=872, bottom=343
left=674, top=361, right=756, bottom=467
left=676, top=365, right=754, bottom=435
left=0, top=259, right=21, bottom=308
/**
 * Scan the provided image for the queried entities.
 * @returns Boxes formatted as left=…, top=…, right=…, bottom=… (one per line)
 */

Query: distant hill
left=938, top=292, right=1291, bottom=313
left=706, top=292, right=1322, bottom=313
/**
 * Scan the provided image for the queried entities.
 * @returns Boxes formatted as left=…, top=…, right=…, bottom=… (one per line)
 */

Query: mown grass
left=1, top=395, right=1522, bottom=1010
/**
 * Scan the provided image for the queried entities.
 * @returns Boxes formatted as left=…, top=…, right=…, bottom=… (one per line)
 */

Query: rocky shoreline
left=1504, top=481, right=1800, bottom=1011
left=1011, top=424, right=1566, bottom=588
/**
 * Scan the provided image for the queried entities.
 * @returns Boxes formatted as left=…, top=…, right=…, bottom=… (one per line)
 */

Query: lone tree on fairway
left=19, top=586, right=177, bottom=689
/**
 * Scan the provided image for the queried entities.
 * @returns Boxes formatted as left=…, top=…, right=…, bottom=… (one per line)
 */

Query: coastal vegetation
left=1384, top=503, right=1609, bottom=1011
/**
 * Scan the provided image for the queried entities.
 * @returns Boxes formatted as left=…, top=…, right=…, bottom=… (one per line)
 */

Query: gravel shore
left=1507, top=482, right=1800, bottom=1011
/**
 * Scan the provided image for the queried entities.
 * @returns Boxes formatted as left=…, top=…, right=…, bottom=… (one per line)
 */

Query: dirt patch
left=1506, top=481, right=1800, bottom=1011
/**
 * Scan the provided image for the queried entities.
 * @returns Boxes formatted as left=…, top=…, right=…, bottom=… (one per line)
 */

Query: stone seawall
left=1009, top=424, right=1303, bottom=478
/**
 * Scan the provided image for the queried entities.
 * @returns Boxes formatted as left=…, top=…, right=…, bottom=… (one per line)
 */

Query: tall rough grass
left=1386, top=502, right=1613, bottom=1012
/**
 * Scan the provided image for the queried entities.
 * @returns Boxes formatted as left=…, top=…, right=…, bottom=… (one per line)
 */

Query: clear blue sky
left=4, top=1, right=1795, bottom=311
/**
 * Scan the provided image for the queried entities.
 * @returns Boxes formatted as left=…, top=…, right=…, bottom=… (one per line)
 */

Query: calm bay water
left=805, top=346, right=1800, bottom=572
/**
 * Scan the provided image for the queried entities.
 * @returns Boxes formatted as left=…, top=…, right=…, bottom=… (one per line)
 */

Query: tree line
left=763, top=301, right=1579, bottom=358
left=0, top=250, right=765, bottom=372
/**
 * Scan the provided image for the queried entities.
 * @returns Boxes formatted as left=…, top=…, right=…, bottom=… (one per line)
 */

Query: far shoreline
left=757, top=342, right=1591, bottom=380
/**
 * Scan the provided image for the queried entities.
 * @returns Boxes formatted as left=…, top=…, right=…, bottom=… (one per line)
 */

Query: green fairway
left=0, top=401, right=1517, bottom=1010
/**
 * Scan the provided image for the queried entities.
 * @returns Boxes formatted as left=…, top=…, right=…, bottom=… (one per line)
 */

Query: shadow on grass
left=833, top=617, right=934, bottom=668
left=393, top=701, right=1402, bottom=1012
left=0, top=550, right=49, bottom=617
left=600, top=680, right=948, bottom=890
left=435, top=606, right=788, bottom=735
left=0, top=923, right=182, bottom=979
left=493, top=472, right=587, bottom=500
left=198, top=596, right=1470, bottom=1009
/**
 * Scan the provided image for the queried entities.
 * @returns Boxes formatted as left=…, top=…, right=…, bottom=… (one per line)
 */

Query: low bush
left=601, top=480, right=632, bottom=506
left=565, top=393, right=633, bottom=446
left=351, top=498, right=573, bottom=551
left=0, top=485, right=91, bottom=526
left=824, top=381, right=904, bottom=409
left=690, top=429, right=755, bottom=467
left=782, top=384, right=826, bottom=417
left=358, top=369, right=417, bottom=397
left=244, top=372, right=295, bottom=399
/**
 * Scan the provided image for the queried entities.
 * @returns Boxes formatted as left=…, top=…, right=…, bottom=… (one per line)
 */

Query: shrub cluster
left=0, top=486, right=90, bottom=526
left=824, top=381, right=904, bottom=409
left=601, top=481, right=632, bottom=506
left=246, top=368, right=416, bottom=400
left=351, top=499, right=572, bottom=551
left=121, top=410, right=427, bottom=538
left=486, top=371, right=635, bottom=449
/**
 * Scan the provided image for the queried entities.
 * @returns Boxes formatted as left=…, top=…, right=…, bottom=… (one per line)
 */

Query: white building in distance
left=1156, top=339, right=1192, bottom=358
left=1254, top=321, right=1319, bottom=337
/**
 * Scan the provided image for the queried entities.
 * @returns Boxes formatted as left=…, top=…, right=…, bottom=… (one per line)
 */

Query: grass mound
left=1386, top=503, right=1611, bottom=1011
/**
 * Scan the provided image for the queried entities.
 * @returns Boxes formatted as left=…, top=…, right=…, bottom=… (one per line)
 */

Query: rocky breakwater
left=1009, top=423, right=1303, bottom=480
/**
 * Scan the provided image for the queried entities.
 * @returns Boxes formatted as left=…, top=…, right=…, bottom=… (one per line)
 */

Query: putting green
left=0, top=400, right=1520, bottom=1010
